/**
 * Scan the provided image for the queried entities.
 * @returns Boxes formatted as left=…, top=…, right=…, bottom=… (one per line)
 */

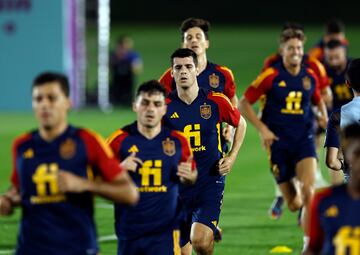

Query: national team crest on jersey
left=209, top=73, right=220, bottom=88
left=60, top=138, right=76, bottom=159
left=200, top=103, right=212, bottom=119
left=162, top=138, right=176, bottom=156
left=325, top=205, right=339, bottom=218
left=302, top=76, right=311, bottom=90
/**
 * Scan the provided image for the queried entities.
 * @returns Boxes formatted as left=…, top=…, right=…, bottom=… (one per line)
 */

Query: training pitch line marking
left=0, top=250, right=14, bottom=254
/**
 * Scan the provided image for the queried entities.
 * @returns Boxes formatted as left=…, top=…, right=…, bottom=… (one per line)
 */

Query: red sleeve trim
left=306, top=57, right=329, bottom=89
left=306, top=68, right=321, bottom=105
left=308, top=47, right=324, bottom=62
left=262, top=54, right=280, bottom=71
left=216, top=65, right=236, bottom=99
left=244, top=68, right=278, bottom=104
left=11, top=133, right=32, bottom=188
left=159, top=68, right=174, bottom=96
left=207, top=92, right=240, bottom=127
left=79, top=129, right=123, bottom=182
left=106, top=129, right=129, bottom=161
left=308, top=187, right=333, bottom=252
left=171, top=130, right=196, bottom=171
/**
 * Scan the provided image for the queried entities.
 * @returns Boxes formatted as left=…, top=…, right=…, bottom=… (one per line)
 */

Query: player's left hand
left=58, top=170, right=89, bottom=193
left=222, top=124, right=234, bottom=143
left=218, top=156, right=235, bottom=176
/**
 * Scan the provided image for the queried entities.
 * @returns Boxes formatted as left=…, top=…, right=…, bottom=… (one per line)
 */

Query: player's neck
left=39, top=121, right=68, bottom=142
left=197, top=53, right=207, bottom=74
left=284, top=63, right=301, bottom=76
left=137, top=123, right=161, bottom=139
left=177, top=84, right=199, bottom=105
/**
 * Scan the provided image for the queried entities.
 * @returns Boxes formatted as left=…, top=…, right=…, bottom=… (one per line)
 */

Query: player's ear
left=132, top=101, right=137, bottom=112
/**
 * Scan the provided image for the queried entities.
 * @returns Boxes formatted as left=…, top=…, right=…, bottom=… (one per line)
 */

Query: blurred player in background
left=308, top=18, right=348, bottom=63
left=239, top=28, right=328, bottom=250
left=305, top=123, right=360, bottom=255
left=324, top=39, right=353, bottom=113
left=110, top=35, right=143, bottom=106
left=0, top=72, right=139, bottom=255
left=323, top=39, right=352, bottom=184
left=107, top=80, right=197, bottom=255
left=164, top=48, right=246, bottom=255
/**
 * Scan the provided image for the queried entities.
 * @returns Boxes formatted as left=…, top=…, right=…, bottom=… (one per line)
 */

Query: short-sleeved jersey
left=308, top=38, right=349, bottom=63
left=340, top=97, right=360, bottom=129
left=159, top=61, right=236, bottom=99
left=325, top=59, right=353, bottom=111
left=245, top=62, right=321, bottom=141
left=107, top=123, right=195, bottom=240
left=11, top=125, right=122, bottom=255
left=163, top=88, right=240, bottom=192
left=308, top=184, right=360, bottom=255
left=263, top=53, right=329, bottom=90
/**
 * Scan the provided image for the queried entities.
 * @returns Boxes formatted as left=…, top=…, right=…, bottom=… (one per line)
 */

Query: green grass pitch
left=1, top=24, right=360, bottom=254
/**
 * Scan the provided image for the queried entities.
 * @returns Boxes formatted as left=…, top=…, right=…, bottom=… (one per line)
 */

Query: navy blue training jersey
left=309, top=184, right=360, bottom=254
left=325, top=59, right=353, bottom=111
left=245, top=62, right=321, bottom=141
left=11, top=125, right=122, bottom=255
left=163, top=88, right=240, bottom=192
left=107, top=123, right=195, bottom=240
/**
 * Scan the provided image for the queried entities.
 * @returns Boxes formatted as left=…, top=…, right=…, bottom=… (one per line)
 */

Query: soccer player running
left=323, top=39, right=353, bottom=184
left=159, top=17, right=238, bottom=144
left=107, top=80, right=198, bottom=255
left=324, top=39, right=353, bottom=113
left=0, top=72, right=139, bottom=255
left=262, top=23, right=332, bottom=219
left=305, top=123, right=360, bottom=255
left=308, top=18, right=348, bottom=63
left=163, top=48, right=247, bottom=255
left=239, top=28, right=328, bottom=250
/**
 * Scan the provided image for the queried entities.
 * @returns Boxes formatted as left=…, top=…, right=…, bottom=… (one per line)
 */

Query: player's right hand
left=0, top=196, right=14, bottom=216
left=259, top=126, right=279, bottom=150
left=120, top=152, right=143, bottom=172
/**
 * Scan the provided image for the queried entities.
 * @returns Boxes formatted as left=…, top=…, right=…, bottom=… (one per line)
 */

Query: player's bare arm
left=218, top=115, right=247, bottom=176
left=239, top=96, right=279, bottom=150
left=0, top=186, right=20, bottom=216
left=57, top=170, right=139, bottom=205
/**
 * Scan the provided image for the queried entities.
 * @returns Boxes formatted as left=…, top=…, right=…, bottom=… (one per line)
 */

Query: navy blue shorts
left=270, top=136, right=317, bottom=184
left=179, top=179, right=224, bottom=247
left=117, top=229, right=180, bottom=255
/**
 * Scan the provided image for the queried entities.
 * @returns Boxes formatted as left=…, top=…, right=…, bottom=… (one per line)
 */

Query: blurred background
left=0, top=1, right=359, bottom=254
